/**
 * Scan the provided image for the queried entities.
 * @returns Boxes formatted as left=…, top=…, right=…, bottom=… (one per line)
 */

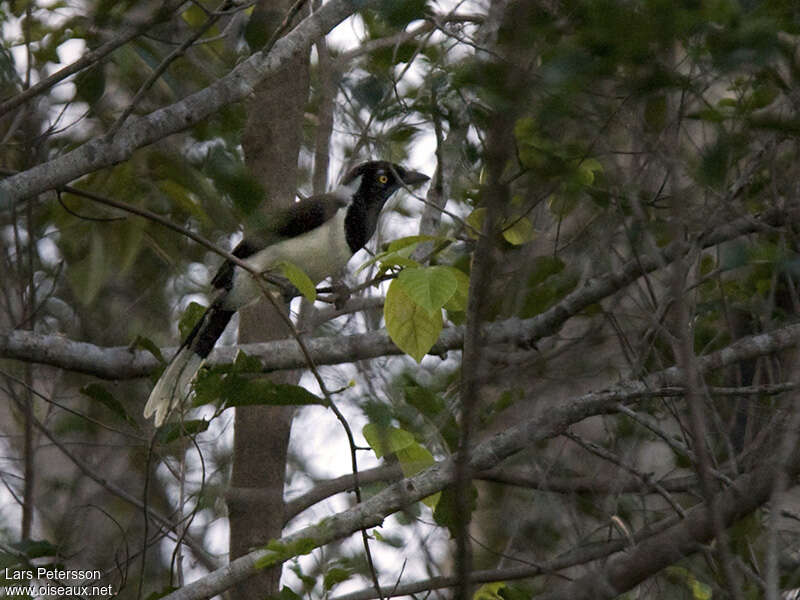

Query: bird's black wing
left=273, top=194, right=347, bottom=238
left=210, top=239, right=260, bottom=291
left=209, top=195, right=346, bottom=291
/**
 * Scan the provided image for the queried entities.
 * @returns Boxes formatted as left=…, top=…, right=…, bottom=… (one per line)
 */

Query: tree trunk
left=228, top=3, right=310, bottom=598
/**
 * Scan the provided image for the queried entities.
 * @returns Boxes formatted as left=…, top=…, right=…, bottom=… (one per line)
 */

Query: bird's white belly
left=226, top=207, right=352, bottom=308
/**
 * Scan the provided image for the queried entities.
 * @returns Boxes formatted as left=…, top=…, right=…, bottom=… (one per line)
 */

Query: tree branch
left=329, top=456, right=798, bottom=600
left=0, top=0, right=376, bottom=204
left=0, top=0, right=189, bottom=118
left=1, top=208, right=793, bottom=377
left=535, top=460, right=800, bottom=600
left=156, top=323, right=800, bottom=599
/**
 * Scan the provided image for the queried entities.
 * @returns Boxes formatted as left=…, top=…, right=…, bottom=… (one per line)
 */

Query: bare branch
left=535, top=462, right=799, bottom=600
left=0, top=0, right=188, bottom=118
left=0, top=0, right=377, bottom=204
left=156, top=323, right=800, bottom=599
left=1, top=208, right=794, bottom=377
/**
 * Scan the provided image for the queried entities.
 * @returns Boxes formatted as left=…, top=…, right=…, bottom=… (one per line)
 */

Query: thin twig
left=564, top=431, right=687, bottom=517
left=107, top=0, right=241, bottom=137
left=0, top=0, right=189, bottom=117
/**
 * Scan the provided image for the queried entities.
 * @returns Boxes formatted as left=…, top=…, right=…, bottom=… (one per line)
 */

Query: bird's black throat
left=344, top=194, right=385, bottom=254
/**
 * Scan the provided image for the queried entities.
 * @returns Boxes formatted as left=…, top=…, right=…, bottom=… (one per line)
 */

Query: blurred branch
left=481, top=468, right=699, bottom=495
left=330, top=447, right=798, bottom=600
left=334, top=14, right=483, bottom=64
left=232, top=464, right=404, bottom=523
left=0, top=0, right=377, bottom=204
left=276, top=459, right=703, bottom=526
left=454, top=91, right=515, bottom=599
left=107, top=0, right=247, bottom=137
left=307, top=296, right=384, bottom=329
left=15, top=392, right=220, bottom=572
left=0, top=0, right=189, bottom=118
left=564, top=431, right=687, bottom=516
left=156, top=313, right=800, bottom=599
left=329, top=526, right=671, bottom=600
left=5, top=310, right=799, bottom=382
left=671, top=235, right=744, bottom=599
left=535, top=454, right=800, bottom=600
left=0, top=205, right=794, bottom=377
left=311, top=12, right=335, bottom=196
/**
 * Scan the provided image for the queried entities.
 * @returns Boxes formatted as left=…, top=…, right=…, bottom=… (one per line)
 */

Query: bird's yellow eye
left=378, top=174, right=389, bottom=184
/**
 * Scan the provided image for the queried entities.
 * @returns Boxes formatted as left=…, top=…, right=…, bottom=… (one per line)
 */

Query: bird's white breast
left=225, top=207, right=353, bottom=308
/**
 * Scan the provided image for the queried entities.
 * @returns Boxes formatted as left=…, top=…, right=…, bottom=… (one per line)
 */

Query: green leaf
left=255, top=538, right=317, bottom=569
left=277, top=261, right=316, bottom=302
left=376, top=0, right=428, bottom=28
left=232, top=350, right=264, bottom=373
left=384, top=280, right=443, bottom=362
left=268, top=587, right=303, bottom=600
left=222, top=378, right=323, bottom=409
left=748, top=81, right=779, bottom=109
left=501, top=216, right=535, bottom=246
left=397, top=443, right=440, bottom=508
left=396, top=441, right=434, bottom=476
left=404, top=384, right=445, bottom=416
left=323, top=567, right=352, bottom=592
left=205, top=146, right=265, bottom=215
left=158, top=179, right=208, bottom=223
left=688, top=107, right=725, bottom=122
left=144, top=587, right=179, bottom=600
left=116, top=220, right=146, bottom=274
left=386, top=235, right=441, bottom=253
left=357, top=235, right=442, bottom=273
left=68, top=230, right=108, bottom=304
left=433, top=484, right=477, bottom=537
left=520, top=260, right=578, bottom=319
left=644, top=95, right=667, bottom=131
left=194, top=357, right=322, bottom=410
left=362, top=424, right=415, bottom=458
left=181, top=4, right=207, bottom=27
left=397, top=266, right=458, bottom=316
left=364, top=424, right=440, bottom=508
left=132, top=335, right=167, bottom=365
left=192, top=369, right=225, bottom=407
left=405, top=385, right=460, bottom=450
left=75, top=64, right=105, bottom=104
left=528, top=256, right=565, bottom=285
left=155, top=419, right=209, bottom=443
left=179, top=301, right=207, bottom=339
left=576, top=157, right=603, bottom=185
left=371, top=529, right=404, bottom=547
left=665, top=567, right=713, bottom=600
left=465, top=207, right=486, bottom=238
left=474, top=582, right=506, bottom=600
left=443, top=267, right=470, bottom=312
left=9, top=539, right=58, bottom=559
left=352, top=75, right=388, bottom=109
left=691, top=579, right=712, bottom=600
left=547, top=193, right=579, bottom=217
left=80, top=383, right=137, bottom=426
left=289, top=561, right=316, bottom=590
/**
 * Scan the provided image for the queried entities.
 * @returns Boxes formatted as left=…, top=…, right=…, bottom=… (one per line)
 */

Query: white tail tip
left=144, top=350, right=204, bottom=427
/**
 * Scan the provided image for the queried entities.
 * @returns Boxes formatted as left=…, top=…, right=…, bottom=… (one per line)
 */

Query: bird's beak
left=401, top=170, right=430, bottom=186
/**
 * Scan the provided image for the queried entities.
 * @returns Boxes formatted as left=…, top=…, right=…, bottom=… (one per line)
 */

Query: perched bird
left=144, top=161, right=429, bottom=426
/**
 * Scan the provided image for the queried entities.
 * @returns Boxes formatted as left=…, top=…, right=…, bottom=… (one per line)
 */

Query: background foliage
left=2, top=0, right=800, bottom=599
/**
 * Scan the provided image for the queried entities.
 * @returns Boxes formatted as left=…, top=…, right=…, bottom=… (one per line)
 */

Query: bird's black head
left=341, top=161, right=429, bottom=253
left=342, top=160, right=430, bottom=206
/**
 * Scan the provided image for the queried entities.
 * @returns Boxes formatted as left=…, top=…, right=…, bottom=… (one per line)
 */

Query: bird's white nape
left=332, top=174, right=362, bottom=201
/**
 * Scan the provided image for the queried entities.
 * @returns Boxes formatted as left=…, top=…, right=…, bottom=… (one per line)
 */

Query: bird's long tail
left=144, top=302, right=235, bottom=426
